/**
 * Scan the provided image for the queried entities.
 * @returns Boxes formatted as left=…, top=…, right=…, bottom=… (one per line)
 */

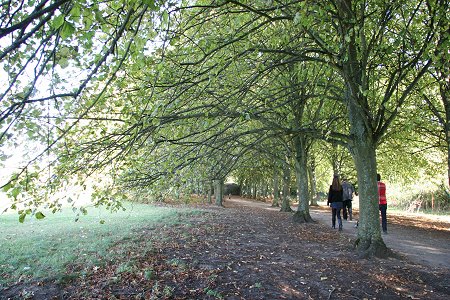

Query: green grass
left=0, top=202, right=194, bottom=287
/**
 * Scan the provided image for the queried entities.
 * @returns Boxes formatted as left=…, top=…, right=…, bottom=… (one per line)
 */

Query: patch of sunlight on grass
left=0, top=202, right=196, bottom=287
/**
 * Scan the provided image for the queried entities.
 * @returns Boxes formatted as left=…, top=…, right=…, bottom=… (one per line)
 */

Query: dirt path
left=226, top=197, right=450, bottom=270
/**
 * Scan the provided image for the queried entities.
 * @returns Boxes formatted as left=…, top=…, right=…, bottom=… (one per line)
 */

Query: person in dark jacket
left=327, top=175, right=344, bottom=231
left=342, top=177, right=355, bottom=220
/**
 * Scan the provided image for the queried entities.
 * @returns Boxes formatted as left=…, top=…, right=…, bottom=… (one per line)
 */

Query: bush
left=390, top=183, right=450, bottom=213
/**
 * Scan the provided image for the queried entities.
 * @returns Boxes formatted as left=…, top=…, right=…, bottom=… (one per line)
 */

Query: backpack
left=342, top=182, right=354, bottom=200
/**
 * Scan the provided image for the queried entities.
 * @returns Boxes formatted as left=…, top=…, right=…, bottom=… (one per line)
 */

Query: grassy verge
left=0, top=202, right=196, bottom=288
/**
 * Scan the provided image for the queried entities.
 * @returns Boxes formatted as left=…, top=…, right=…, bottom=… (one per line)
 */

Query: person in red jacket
left=377, top=173, right=388, bottom=234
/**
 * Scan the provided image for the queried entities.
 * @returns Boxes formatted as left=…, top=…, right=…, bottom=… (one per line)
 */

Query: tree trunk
left=436, top=0, right=450, bottom=187
left=237, top=179, right=243, bottom=197
left=444, top=90, right=450, bottom=187
left=214, top=179, right=223, bottom=206
left=308, top=162, right=319, bottom=206
left=241, top=179, right=247, bottom=197
left=292, top=135, right=313, bottom=223
left=272, top=167, right=280, bottom=207
left=440, top=69, right=450, bottom=187
left=330, top=143, right=341, bottom=176
left=348, top=99, right=390, bottom=258
left=262, top=181, right=268, bottom=198
left=207, top=181, right=213, bottom=204
left=280, top=161, right=293, bottom=212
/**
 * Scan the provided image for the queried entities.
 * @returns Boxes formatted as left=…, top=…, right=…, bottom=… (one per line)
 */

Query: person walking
left=327, top=175, right=344, bottom=231
left=377, top=173, right=388, bottom=234
left=342, top=177, right=355, bottom=220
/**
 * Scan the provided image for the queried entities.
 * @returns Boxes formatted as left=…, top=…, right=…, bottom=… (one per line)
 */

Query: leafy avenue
left=0, top=0, right=448, bottom=260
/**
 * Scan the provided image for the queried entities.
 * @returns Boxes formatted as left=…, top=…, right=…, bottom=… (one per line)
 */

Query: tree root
left=354, top=236, right=394, bottom=258
left=292, top=211, right=314, bottom=223
left=280, top=206, right=293, bottom=213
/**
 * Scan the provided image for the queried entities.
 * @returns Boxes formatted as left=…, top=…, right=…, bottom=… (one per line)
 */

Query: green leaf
left=59, top=57, right=69, bottom=69
left=35, top=212, right=46, bottom=220
left=161, top=10, right=169, bottom=25
left=99, top=219, right=105, bottom=224
left=19, top=213, right=26, bottom=223
left=94, top=10, right=105, bottom=23
left=11, top=187, right=20, bottom=199
left=143, top=0, right=157, bottom=10
left=83, top=15, right=93, bottom=29
left=60, top=22, right=75, bottom=39
left=3, top=182, right=12, bottom=192
left=52, top=15, right=65, bottom=30
left=60, top=47, right=71, bottom=57
left=70, top=4, right=82, bottom=19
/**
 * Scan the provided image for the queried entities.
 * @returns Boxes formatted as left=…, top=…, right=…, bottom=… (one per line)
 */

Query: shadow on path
left=225, top=197, right=450, bottom=270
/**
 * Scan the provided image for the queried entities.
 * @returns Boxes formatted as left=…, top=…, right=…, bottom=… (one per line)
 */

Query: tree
left=292, top=0, right=441, bottom=257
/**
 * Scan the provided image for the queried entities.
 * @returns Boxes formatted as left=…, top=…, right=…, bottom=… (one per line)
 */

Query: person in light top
left=341, top=177, right=355, bottom=221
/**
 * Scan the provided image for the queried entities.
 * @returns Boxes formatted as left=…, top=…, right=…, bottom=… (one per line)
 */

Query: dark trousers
left=332, top=208, right=342, bottom=229
left=379, top=204, right=387, bottom=232
left=343, top=200, right=352, bottom=220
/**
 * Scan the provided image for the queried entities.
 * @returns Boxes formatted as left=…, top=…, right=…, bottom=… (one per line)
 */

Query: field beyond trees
left=1, top=198, right=449, bottom=299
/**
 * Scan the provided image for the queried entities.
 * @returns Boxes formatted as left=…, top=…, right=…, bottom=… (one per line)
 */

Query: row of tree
left=0, top=1, right=448, bottom=258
